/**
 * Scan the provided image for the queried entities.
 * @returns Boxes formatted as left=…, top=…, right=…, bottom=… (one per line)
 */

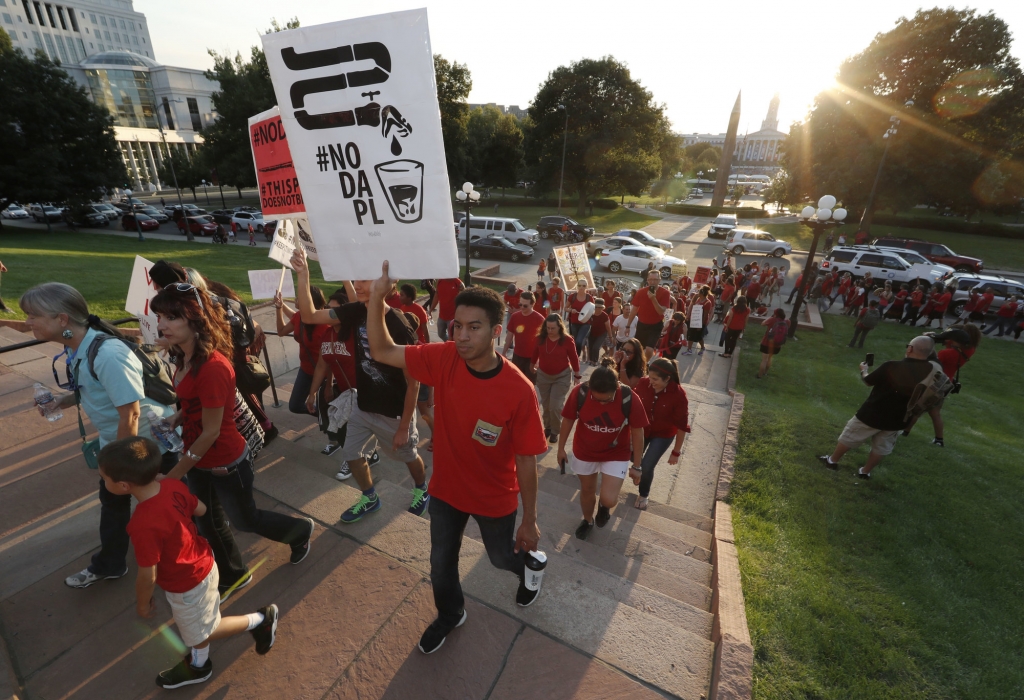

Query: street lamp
left=456, top=181, right=481, bottom=287
left=788, top=194, right=847, bottom=338
left=696, top=170, right=704, bottom=195
left=124, top=188, right=144, bottom=242
left=201, top=179, right=211, bottom=206
left=856, top=99, right=914, bottom=239
left=155, top=102, right=192, bottom=241
left=557, top=103, right=568, bottom=215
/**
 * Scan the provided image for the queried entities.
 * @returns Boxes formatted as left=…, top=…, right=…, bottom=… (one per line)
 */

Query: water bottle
left=147, top=409, right=184, bottom=452
left=524, top=551, right=547, bottom=592
left=34, top=383, right=63, bottom=422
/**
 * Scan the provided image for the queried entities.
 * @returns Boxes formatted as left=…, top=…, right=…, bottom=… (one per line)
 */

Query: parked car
left=121, top=213, right=161, bottom=232
left=137, top=206, right=169, bottom=223
left=536, top=215, right=594, bottom=240
left=232, top=205, right=260, bottom=213
left=872, top=236, right=983, bottom=273
left=612, top=229, right=672, bottom=253
left=64, top=206, right=109, bottom=227
left=818, top=246, right=948, bottom=287
left=458, top=217, right=539, bottom=247
left=209, top=209, right=235, bottom=225
left=724, top=229, right=792, bottom=257
left=177, top=215, right=218, bottom=237
left=231, top=210, right=268, bottom=233
left=597, top=247, right=687, bottom=279
left=586, top=235, right=653, bottom=257
left=28, top=204, right=64, bottom=223
left=707, top=214, right=738, bottom=239
left=943, top=273, right=1024, bottom=317
left=468, top=237, right=534, bottom=262
left=871, top=245, right=954, bottom=285
left=91, top=203, right=121, bottom=221
left=1, top=204, right=29, bottom=219
left=164, top=204, right=205, bottom=218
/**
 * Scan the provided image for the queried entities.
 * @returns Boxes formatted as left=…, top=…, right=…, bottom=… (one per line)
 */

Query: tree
left=784, top=8, right=1024, bottom=227
left=483, top=113, right=525, bottom=194
left=434, top=54, right=472, bottom=187
left=0, top=27, right=12, bottom=54
left=158, top=147, right=205, bottom=201
left=760, top=171, right=790, bottom=212
left=525, top=57, right=671, bottom=215
left=0, top=43, right=126, bottom=232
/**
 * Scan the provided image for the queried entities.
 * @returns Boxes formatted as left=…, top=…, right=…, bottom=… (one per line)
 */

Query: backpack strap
left=86, top=333, right=115, bottom=382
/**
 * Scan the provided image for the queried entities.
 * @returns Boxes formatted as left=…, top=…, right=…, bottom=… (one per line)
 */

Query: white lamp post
left=456, top=182, right=481, bottom=286
left=788, top=195, right=847, bottom=337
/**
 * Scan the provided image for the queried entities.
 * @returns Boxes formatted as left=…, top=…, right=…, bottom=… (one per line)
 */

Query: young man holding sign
left=365, top=261, right=547, bottom=654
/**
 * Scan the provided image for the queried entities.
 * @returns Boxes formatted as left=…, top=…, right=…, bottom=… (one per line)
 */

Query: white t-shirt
left=613, top=315, right=637, bottom=342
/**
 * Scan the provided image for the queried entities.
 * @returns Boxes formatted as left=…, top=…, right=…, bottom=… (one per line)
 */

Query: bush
left=872, top=214, right=1024, bottom=240
left=451, top=197, right=618, bottom=210
left=663, top=203, right=768, bottom=218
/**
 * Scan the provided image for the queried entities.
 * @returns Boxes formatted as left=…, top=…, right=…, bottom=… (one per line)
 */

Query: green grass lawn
left=729, top=317, right=1024, bottom=699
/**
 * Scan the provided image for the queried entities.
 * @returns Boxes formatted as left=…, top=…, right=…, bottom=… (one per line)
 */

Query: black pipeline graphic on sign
left=314, top=141, right=423, bottom=225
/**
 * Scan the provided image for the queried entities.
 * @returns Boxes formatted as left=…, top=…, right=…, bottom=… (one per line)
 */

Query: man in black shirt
left=818, top=336, right=935, bottom=479
left=291, top=249, right=429, bottom=521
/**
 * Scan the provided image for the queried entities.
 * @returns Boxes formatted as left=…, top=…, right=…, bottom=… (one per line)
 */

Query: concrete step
left=252, top=444, right=713, bottom=699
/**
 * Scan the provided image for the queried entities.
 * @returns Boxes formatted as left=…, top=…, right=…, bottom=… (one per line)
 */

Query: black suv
left=536, top=216, right=594, bottom=240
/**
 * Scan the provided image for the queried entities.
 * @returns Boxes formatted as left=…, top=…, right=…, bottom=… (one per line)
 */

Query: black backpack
left=212, top=295, right=256, bottom=350
left=573, top=382, right=633, bottom=447
left=86, top=334, right=178, bottom=407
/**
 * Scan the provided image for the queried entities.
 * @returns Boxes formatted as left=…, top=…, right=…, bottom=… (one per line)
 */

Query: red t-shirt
left=892, top=290, right=908, bottom=308
left=937, top=346, right=973, bottom=379
left=963, top=293, right=981, bottom=312
left=726, top=306, right=751, bottom=330
left=318, top=326, right=357, bottom=390
left=998, top=301, right=1018, bottom=317
left=588, top=310, right=610, bottom=334
left=507, top=309, right=546, bottom=359
left=532, top=336, right=580, bottom=376
left=400, top=302, right=430, bottom=345
left=503, top=288, right=523, bottom=312
left=720, top=283, right=736, bottom=304
left=406, top=344, right=547, bottom=516
left=568, top=292, right=593, bottom=319
left=677, top=276, right=693, bottom=294
left=175, top=351, right=247, bottom=468
left=821, top=276, right=835, bottom=296
left=633, top=378, right=690, bottom=439
left=909, top=290, right=924, bottom=307
left=435, top=279, right=464, bottom=320
left=290, top=311, right=326, bottom=375
left=548, top=287, right=564, bottom=311
left=631, top=286, right=672, bottom=325
left=976, top=292, right=995, bottom=313
left=934, top=292, right=952, bottom=312
left=562, top=384, right=648, bottom=462
left=127, top=479, right=214, bottom=594
left=601, top=290, right=621, bottom=308
left=745, top=281, right=762, bottom=301
left=384, top=291, right=402, bottom=309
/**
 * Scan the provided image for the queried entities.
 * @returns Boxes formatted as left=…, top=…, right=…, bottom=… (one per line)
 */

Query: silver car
left=725, top=229, right=793, bottom=257
left=944, top=273, right=1024, bottom=317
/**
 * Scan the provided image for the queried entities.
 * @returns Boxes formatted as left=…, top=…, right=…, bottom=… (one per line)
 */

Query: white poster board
left=249, top=269, right=296, bottom=300
left=553, top=244, right=596, bottom=291
left=267, top=216, right=319, bottom=268
left=124, top=255, right=159, bottom=344
left=261, top=9, right=458, bottom=281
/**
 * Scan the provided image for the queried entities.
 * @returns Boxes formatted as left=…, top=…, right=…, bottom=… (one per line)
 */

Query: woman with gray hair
left=19, top=283, right=179, bottom=589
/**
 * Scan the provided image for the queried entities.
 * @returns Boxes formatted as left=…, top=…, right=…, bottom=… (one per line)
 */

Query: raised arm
left=290, top=247, right=335, bottom=325
left=366, top=261, right=408, bottom=370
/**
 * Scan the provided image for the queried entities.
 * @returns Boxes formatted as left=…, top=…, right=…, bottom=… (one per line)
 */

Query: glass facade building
left=85, top=65, right=158, bottom=129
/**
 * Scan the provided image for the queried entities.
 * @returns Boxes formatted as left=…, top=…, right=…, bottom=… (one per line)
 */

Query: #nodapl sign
left=249, top=106, right=305, bottom=217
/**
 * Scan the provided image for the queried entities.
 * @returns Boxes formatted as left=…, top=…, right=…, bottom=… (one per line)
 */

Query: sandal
left=321, top=443, right=342, bottom=456
left=634, top=496, right=649, bottom=511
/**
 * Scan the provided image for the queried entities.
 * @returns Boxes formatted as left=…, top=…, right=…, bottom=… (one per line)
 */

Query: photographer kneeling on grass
left=818, top=335, right=943, bottom=479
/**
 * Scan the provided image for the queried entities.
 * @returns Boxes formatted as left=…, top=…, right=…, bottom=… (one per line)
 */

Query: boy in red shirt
left=100, top=437, right=278, bottom=689
left=503, top=291, right=546, bottom=381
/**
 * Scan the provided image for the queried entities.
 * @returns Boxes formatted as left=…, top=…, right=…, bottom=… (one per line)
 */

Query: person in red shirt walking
left=504, top=291, right=546, bottom=382
left=532, top=314, right=581, bottom=443
left=901, top=284, right=926, bottom=325
left=100, top=437, right=279, bottom=688
left=601, top=279, right=621, bottom=309
left=683, top=287, right=713, bottom=356
left=547, top=277, right=565, bottom=317
left=720, top=296, right=750, bottom=358
left=274, top=286, right=328, bottom=415
left=366, top=268, right=548, bottom=654
left=905, top=326, right=979, bottom=447
left=399, top=284, right=431, bottom=345
left=557, top=358, right=648, bottom=539
left=585, top=298, right=613, bottom=365
left=973, top=286, right=996, bottom=326
left=886, top=283, right=909, bottom=321
left=983, top=295, right=1018, bottom=336
left=632, top=358, right=689, bottom=510
left=744, top=277, right=762, bottom=305
left=432, top=278, right=465, bottom=342
left=502, top=283, right=523, bottom=327
left=919, top=285, right=952, bottom=328
left=628, top=270, right=672, bottom=359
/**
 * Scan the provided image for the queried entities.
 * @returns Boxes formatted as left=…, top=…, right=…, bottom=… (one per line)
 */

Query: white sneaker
left=65, top=567, right=127, bottom=588
left=335, top=462, right=352, bottom=480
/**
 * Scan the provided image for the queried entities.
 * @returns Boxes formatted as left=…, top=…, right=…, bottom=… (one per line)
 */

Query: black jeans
left=724, top=328, right=742, bottom=355
left=428, top=495, right=525, bottom=628
left=90, top=450, right=179, bottom=576
left=287, top=367, right=314, bottom=414
left=849, top=326, right=870, bottom=348
left=187, top=455, right=308, bottom=587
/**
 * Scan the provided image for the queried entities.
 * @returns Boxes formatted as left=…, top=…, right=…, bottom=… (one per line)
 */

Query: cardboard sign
left=249, top=269, right=296, bottom=300
left=261, top=9, right=458, bottom=281
left=553, top=243, right=595, bottom=291
left=124, top=255, right=159, bottom=344
left=672, top=262, right=690, bottom=280
left=249, top=106, right=305, bottom=217
left=693, top=266, right=711, bottom=285
left=267, top=216, right=320, bottom=268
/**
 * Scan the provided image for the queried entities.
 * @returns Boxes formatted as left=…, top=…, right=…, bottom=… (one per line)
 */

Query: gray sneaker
left=65, top=567, right=127, bottom=589
left=335, top=462, right=352, bottom=480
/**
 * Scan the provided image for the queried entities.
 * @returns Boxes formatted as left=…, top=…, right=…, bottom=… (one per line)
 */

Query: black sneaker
left=817, top=454, right=839, bottom=471
left=574, top=519, right=593, bottom=540
left=251, top=604, right=279, bottom=655
left=547, top=432, right=558, bottom=444
left=857, top=470, right=871, bottom=480
left=218, top=572, right=253, bottom=602
left=932, top=437, right=944, bottom=447
left=417, top=609, right=467, bottom=654
left=368, top=451, right=381, bottom=467
left=516, top=574, right=542, bottom=608
left=595, top=505, right=611, bottom=528
left=290, top=518, right=315, bottom=564
left=156, top=655, right=213, bottom=689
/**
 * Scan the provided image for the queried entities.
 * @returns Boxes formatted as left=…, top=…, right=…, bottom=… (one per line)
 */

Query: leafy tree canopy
left=434, top=54, right=472, bottom=187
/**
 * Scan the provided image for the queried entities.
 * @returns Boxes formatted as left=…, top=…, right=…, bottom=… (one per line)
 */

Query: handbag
left=235, top=354, right=271, bottom=395
left=75, top=388, right=101, bottom=470
left=326, top=353, right=357, bottom=434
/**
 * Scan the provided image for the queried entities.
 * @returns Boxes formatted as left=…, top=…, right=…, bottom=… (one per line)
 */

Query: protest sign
left=261, top=9, right=458, bottom=281
left=672, top=262, right=689, bottom=280
left=267, top=215, right=319, bottom=269
left=249, top=269, right=296, bottom=300
left=125, top=255, right=159, bottom=344
left=249, top=106, right=305, bottom=217
left=553, top=244, right=595, bottom=291
left=693, top=266, right=711, bottom=286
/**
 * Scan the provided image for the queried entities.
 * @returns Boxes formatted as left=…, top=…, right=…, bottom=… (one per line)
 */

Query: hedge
left=453, top=197, right=618, bottom=210
left=872, top=214, right=1024, bottom=240
left=663, top=204, right=768, bottom=219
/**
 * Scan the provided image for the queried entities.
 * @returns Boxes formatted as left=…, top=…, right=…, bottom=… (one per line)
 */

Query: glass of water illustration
left=375, top=159, right=424, bottom=224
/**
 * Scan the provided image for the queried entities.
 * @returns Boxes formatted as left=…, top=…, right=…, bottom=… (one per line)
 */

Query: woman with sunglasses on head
left=613, top=337, right=646, bottom=389
left=152, top=283, right=315, bottom=597
left=19, top=283, right=180, bottom=589
left=632, top=358, right=689, bottom=510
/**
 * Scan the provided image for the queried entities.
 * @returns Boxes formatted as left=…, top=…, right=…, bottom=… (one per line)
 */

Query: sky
left=140, top=0, right=1024, bottom=136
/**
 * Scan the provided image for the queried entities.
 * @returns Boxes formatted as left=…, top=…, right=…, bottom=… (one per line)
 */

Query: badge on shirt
left=472, top=419, right=502, bottom=446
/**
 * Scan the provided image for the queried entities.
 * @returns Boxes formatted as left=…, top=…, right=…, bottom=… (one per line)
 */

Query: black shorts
left=686, top=327, right=704, bottom=343
left=760, top=343, right=781, bottom=355
left=968, top=311, right=984, bottom=322
left=929, top=310, right=945, bottom=320
left=635, top=320, right=664, bottom=349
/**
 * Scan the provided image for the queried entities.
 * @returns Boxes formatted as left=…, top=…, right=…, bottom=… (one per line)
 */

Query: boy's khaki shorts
left=166, top=567, right=221, bottom=647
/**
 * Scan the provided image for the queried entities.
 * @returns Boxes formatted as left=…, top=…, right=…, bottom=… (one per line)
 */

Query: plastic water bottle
left=524, top=551, right=548, bottom=592
left=34, top=383, right=63, bottom=422
left=147, top=409, right=184, bottom=452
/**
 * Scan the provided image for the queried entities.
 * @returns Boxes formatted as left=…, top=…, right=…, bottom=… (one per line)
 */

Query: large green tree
left=464, top=105, right=525, bottom=193
left=525, top=57, right=672, bottom=215
left=784, top=8, right=1024, bottom=229
left=434, top=54, right=472, bottom=187
left=0, top=40, right=126, bottom=230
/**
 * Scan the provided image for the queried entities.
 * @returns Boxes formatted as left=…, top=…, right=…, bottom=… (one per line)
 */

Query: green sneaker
left=340, top=494, right=381, bottom=524
left=408, top=487, right=430, bottom=516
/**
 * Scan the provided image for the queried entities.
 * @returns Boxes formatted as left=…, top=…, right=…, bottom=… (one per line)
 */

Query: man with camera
left=817, top=335, right=936, bottom=479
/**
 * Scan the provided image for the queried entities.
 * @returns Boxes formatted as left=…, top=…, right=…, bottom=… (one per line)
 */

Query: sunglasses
left=519, top=303, right=531, bottom=309
left=164, top=282, right=204, bottom=310
left=52, top=348, right=76, bottom=391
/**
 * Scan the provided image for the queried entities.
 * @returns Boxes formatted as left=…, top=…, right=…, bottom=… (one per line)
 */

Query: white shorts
left=165, top=567, right=221, bottom=648
left=838, top=416, right=899, bottom=456
left=569, top=454, right=630, bottom=479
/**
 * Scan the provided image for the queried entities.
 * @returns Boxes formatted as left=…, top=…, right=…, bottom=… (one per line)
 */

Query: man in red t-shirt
left=365, top=264, right=548, bottom=654
left=101, top=437, right=279, bottom=688
left=399, top=283, right=431, bottom=345
left=503, top=291, right=546, bottom=382
left=503, top=283, right=523, bottom=326
left=432, top=278, right=465, bottom=342
left=984, top=294, right=1018, bottom=336
left=919, top=287, right=952, bottom=328
left=745, top=279, right=762, bottom=305
left=628, top=270, right=672, bottom=356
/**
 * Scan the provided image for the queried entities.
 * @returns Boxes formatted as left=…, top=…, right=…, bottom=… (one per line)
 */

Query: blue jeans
left=438, top=318, right=451, bottom=342
left=569, top=322, right=591, bottom=358
left=428, top=495, right=525, bottom=628
left=288, top=367, right=314, bottom=414
left=983, top=317, right=1014, bottom=336
left=639, top=437, right=674, bottom=498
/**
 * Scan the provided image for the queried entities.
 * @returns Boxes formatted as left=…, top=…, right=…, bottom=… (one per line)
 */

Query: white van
left=457, top=216, right=539, bottom=247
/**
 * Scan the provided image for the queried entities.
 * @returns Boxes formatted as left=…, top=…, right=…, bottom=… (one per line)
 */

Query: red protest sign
left=249, top=106, right=304, bottom=216
left=693, top=266, right=712, bottom=285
